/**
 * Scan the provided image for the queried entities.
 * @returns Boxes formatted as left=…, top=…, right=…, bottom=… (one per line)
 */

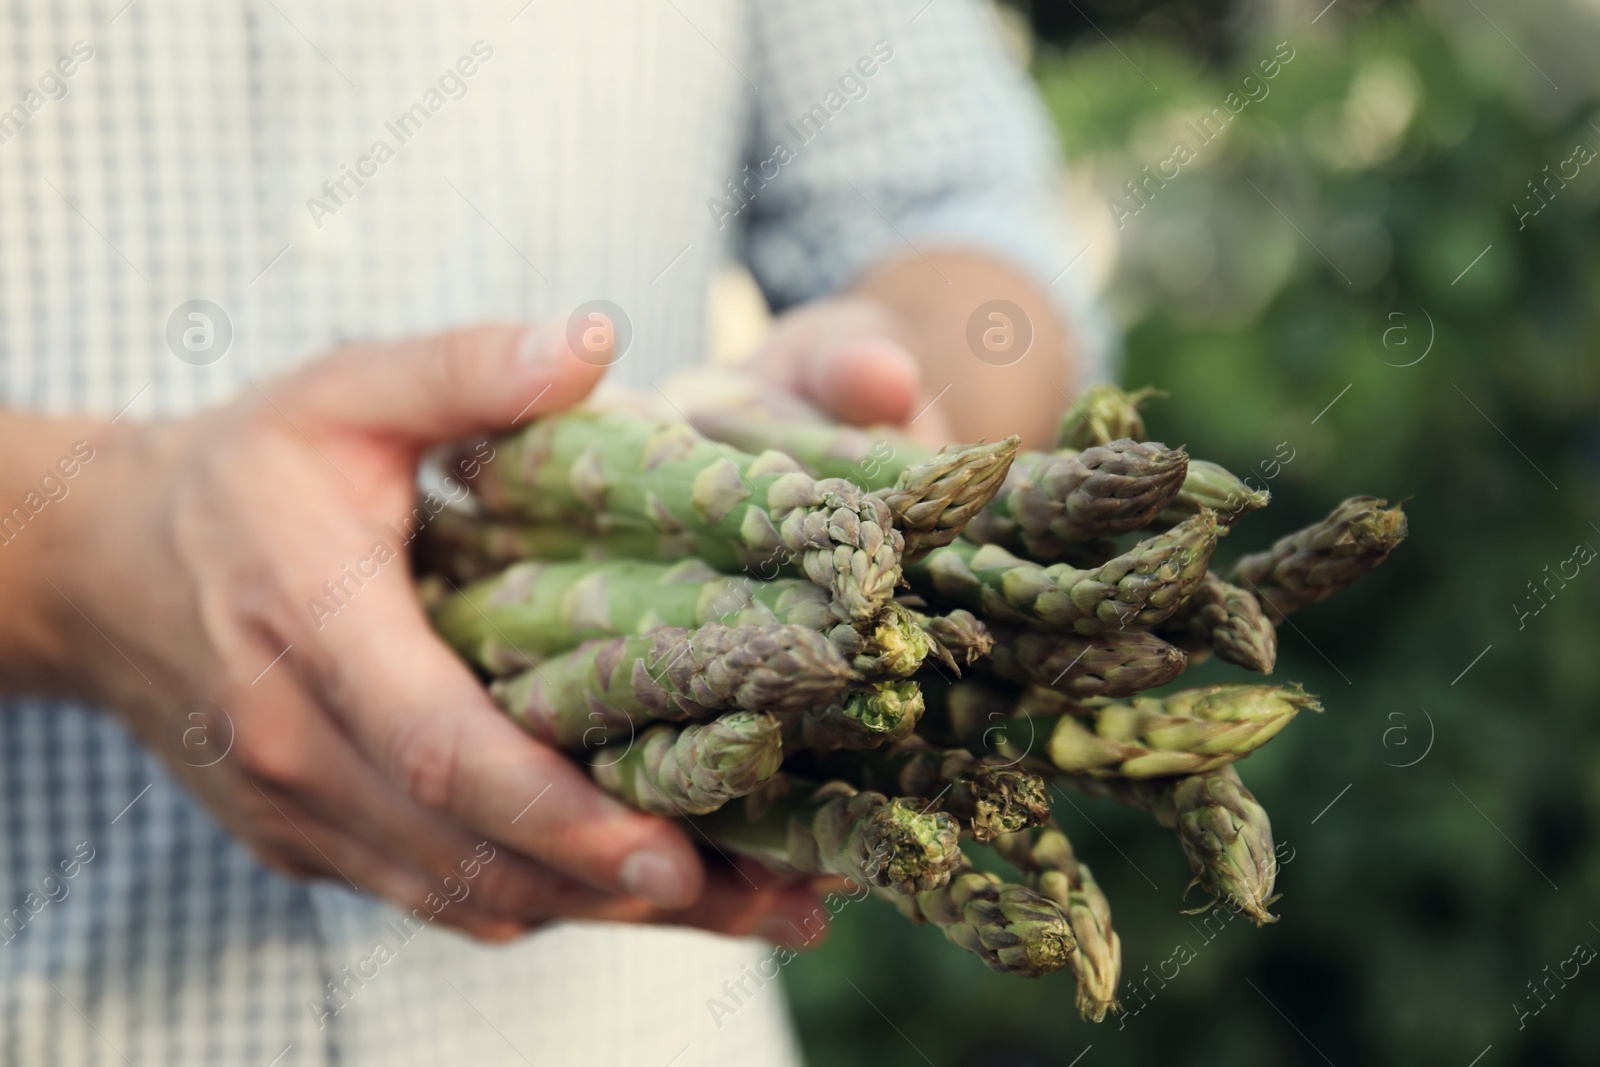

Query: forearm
left=851, top=250, right=1076, bottom=448
left=0, top=409, right=109, bottom=694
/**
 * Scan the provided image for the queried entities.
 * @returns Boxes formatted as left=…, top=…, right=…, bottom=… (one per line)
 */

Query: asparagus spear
left=1055, top=383, right=1160, bottom=451
left=468, top=412, right=903, bottom=621
left=876, top=438, right=1022, bottom=560
left=591, top=711, right=782, bottom=815
left=1155, top=572, right=1277, bottom=673
left=879, top=861, right=1074, bottom=978
left=962, top=682, right=1318, bottom=778
left=964, top=440, right=1190, bottom=559
left=905, top=510, right=1221, bottom=635
left=414, top=509, right=671, bottom=583
left=778, top=681, right=925, bottom=752
left=686, top=412, right=1021, bottom=560
left=817, top=737, right=1051, bottom=842
left=1171, top=768, right=1282, bottom=925
left=1061, top=767, right=1281, bottom=925
left=488, top=623, right=854, bottom=748
left=1153, top=459, right=1271, bottom=528
left=433, top=559, right=931, bottom=678
left=692, top=782, right=963, bottom=896
left=913, top=608, right=995, bottom=672
left=996, top=822, right=1122, bottom=1020
left=983, top=626, right=1188, bottom=699
left=1227, top=496, right=1408, bottom=619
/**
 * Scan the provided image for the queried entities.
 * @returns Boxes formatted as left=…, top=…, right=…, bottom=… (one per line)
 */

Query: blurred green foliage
left=788, top=2, right=1600, bottom=1064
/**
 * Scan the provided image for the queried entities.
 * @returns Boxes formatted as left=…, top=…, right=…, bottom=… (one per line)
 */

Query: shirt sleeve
left=735, top=0, right=1115, bottom=379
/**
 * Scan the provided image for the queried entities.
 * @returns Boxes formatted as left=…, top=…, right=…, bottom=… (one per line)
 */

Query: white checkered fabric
left=0, top=1, right=1097, bottom=1064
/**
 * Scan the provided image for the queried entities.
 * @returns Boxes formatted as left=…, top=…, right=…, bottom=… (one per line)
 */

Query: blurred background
left=776, top=0, right=1600, bottom=1062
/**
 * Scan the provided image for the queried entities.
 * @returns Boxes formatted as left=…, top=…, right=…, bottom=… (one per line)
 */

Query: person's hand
left=742, top=251, right=1077, bottom=448
left=744, top=296, right=956, bottom=445
left=36, top=324, right=824, bottom=944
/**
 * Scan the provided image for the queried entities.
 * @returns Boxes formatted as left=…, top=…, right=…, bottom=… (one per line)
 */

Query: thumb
left=799, top=336, right=923, bottom=428
left=281, top=322, right=608, bottom=443
left=751, top=299, right=923, bottom=428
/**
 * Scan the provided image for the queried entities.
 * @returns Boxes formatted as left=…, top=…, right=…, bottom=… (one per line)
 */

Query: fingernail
left=517, top=323, right=563, bottom=368
left=619, top=850, right=691, bottom=909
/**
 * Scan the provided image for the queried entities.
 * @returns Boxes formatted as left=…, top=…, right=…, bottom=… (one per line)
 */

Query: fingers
left=800, top=337, right=922, bottom=427
left=233, top=678, right=660, bottom=927
left=278, top=323, right=606, bottom=443
left=298, top=577, right=707, bottom=911
left=241, top=783, right=529, bottom=941
left=750, top=298, right=923, bottom=427
left=647, top=867, right=833, bottom=949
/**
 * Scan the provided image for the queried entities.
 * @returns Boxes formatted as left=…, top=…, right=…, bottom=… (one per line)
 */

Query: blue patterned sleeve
left=733, top=0, right=1114, bottom=378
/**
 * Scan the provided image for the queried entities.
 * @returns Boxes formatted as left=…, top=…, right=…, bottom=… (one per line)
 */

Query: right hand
left=28, top=323, right=825, bottom=944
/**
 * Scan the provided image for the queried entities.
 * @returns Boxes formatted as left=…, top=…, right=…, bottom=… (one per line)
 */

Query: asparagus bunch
left=415, top=382, right=1405, bottom=1008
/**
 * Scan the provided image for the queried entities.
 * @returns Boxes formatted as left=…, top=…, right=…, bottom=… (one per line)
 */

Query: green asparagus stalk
left=879, top=861, right=1074, bottom=977
left=818, top=738, right=1051, bottom=842
left=983, top=626, right=1188, bottom=699
left=1153, top=459, right=1272, bottom=528
left=905, top=510, right=1221, bottom=635
left=964, top=440, right=1190, bottom=559
left=996, top=822, right=1122, bottom=1020
left=414, top=509, right=673, bottom=583
left=1060, top=767, right=1281, bottom=925
left=965, top=682, right=1318, bottom=778
left=684, top=410, right=1020, bottom=560
left=1226, top=496, right=1408, bottom=619
left=1155, top=572, right=1277, bottom=673
left=1055, top=383, right=1161, bottom=451
left=913, top=608, right=995, bottom=672
left=433, top=559, right=931, bottom=679
left=778, top=681, right=925, bottom=751
left=591, top=711, right=782, bottom=815
left=1171, top=767, right=1282, bottom=925
left=876, top=438, right=1022, bottom=560
left=692, top=782, right=963, bottom=896
left=468, top=412, right=903, bottom=621
left=488, top=623, right=855, bottom=748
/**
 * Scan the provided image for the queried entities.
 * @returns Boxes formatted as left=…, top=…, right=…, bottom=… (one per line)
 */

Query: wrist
left=0, top=415, right=160, bottom=699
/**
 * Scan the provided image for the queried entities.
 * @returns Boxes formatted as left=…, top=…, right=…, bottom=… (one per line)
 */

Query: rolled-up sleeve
left=737, top=0, right=1114, bottom=376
